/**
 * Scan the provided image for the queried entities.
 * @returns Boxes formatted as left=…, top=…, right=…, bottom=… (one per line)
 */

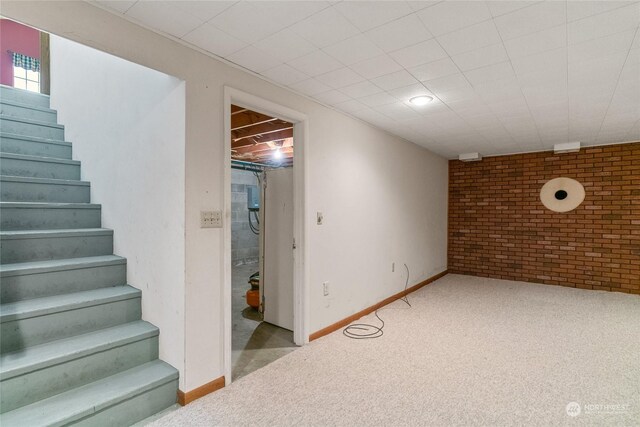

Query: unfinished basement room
left=0, top=1, right=638, bottom=426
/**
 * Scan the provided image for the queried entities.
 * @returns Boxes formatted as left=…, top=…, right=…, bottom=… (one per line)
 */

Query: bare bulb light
left=409, top=95, right=433, bottom=106
left=273, top=148, right=283, bottom=160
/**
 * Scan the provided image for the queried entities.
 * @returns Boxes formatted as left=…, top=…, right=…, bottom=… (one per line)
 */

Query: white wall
left=5, top=1, right=447, bottom=392
left=49, top=36, right=186, bottom=387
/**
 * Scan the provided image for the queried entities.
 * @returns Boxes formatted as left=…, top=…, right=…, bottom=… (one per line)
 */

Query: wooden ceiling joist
left=231, top=110, right=280, bottom=131
left=231, top=105, right=247, bottom=115
left=230, top=104, right=294, bottom=167
left=232, top=128, right=293, bottom=148
left=234, top=144, right=293, bottom=156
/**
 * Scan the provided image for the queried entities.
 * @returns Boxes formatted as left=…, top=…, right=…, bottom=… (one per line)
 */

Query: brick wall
left=448, top=142, right=639, bottom=294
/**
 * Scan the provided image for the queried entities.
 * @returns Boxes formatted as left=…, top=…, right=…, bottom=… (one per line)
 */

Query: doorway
left=223, top=88, right=309, bottom=384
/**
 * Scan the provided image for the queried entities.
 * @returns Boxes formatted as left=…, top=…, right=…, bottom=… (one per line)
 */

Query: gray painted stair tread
left=0, top=202, right=99, bottom=209
left=0, top=152, right=80, bottom=166
left=0, top=98, right=56, bottom=113
left=0, top=228, right=112, bottom=239
left=0, top=255, right=125, bottom=276
left=0, top=360, right=178, bottom=427
left=0, top=286, right=140, bottom=322
left=0, top=175, right=89, bottom=185
left=0, top=115, right=64, bottom=130
left=1, top=321, right=157, bottom=379
left=0, top=132, right=70, bottom=146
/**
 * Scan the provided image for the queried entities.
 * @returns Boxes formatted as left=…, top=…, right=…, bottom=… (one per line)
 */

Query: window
left=13, top=65, right=40, bottom=93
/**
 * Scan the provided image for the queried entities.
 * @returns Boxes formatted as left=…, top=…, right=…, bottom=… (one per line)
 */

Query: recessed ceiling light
left=409, top=95, right=433, bottom=106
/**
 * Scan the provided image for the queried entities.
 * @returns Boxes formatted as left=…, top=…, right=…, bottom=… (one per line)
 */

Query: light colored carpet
left=150, top=274, right=640, bottom=426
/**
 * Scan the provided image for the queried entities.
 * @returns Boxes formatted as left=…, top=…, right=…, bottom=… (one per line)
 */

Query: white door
left=262, top=167, right=294, bottom=331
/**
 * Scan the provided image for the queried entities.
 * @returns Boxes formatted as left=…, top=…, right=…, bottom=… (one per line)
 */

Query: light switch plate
left=317, top=212, right=323, bottom=225
left=201, top=210, right=222, bottom=228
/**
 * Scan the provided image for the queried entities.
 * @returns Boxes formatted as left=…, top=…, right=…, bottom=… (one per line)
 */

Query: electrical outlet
left=201, top=210, right=222, bottom=228
left=323, top=281, right=329, bottom=296
left=317, top=212, right=323, bottom=225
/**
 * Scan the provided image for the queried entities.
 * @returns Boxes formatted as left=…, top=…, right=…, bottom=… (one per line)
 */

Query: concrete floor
left=232, top=263, right=297, bottom=380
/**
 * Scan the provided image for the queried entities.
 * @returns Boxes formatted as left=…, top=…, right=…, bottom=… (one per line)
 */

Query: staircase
left=0, top=85, right=178, bottom=426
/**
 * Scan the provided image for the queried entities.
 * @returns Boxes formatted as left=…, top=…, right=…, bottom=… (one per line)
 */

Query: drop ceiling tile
left=261, top=64, right=309, bottom=86
left=567, top=3, right=640, bottom=45
left=315, top=67, right=365, bottom=89
left=567, top=1, right=636, bottom=22
left=96, top=1, right=137, bottom=14
left=340, top=80, right=384, bottom=98
left=464, top=61, right=515, bottom=86
left=350, top=107, right=396, bottom=124
left=437, top=20, right=502, bottom=56
left=125, top=1, right=204, bottom=38
left=387, top=83, right=433, bottom=101
left=451, top=43, right=509, bottom=71
left=358, top=92, right=399, bottom=107
left=568, top=29, right=636, bottom=64
left=288, top=50, right=343, bottom=76
left=409, top=97, right=450, bottom=115
left=290, top=6, right=360, bottom=48
left=509, top=46, right=567, bottom=77
left=406, top=1, right=441, bottom=12
left=313, top=90, right=351, bottom=105
left=417, top=1, right=492, bottom=36
left=503, top=25, right=567, bottom=60
left=260, top=1, right=331, bottom=23
left=349, top=55, right=403, bottom=79
left=424, top=73, right=475, bottom=102
left=389, top=39, right=448, bottom=69
left=494, top=1, right=567, bottom=41
left=167, top=1, right=236, bottom=22
left=569, top=52, right=627, bottom=90
left=371, top=70, right=419, bottom=91
left=208, top=2, right=289, bottom=43
left=366, top=14, right=433, bottom=53
left=182, top=23, right=247, bottom=57
left=474, top=77, right=523, bottom=104
left=253, top=29, right=317, bottom=63
left=287, top=78, right=332, bottom=96
left=227, top=45, right=282, bottom=73
left=486, top=1, right=537, bottom=18
left=334, top=1, right=414, bottom=32
left=632, top=31, right=640, bottom=50
left=333, top=99, right=369, bottom=114
left=375, top=102, right=422, bottom=121
left=408, top=57, right=459, bottom=82
left=323, top=34, right=384, bottom=65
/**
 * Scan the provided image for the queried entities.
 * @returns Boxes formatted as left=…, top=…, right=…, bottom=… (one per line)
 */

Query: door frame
left=222, top=86, right=309, bottom=385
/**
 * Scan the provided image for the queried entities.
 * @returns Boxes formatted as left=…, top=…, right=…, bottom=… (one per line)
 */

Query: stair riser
left=0, top=118, right=64, bottom=140
left=1, top=336, right=159, bottom=413
left=0, top=136, right=72, bottom=159
left=0, top=296, right=141, bottom=353
left=0, top=103, right=57, bottom=123
left=1, top=263, right=126, bottom=303
left=0, top=87, right=49, bottom=109
left=1, top=180, right=90, bottom=203
left=0, top=206, right=101, bottom=230
left=1, top=233, right=113, bottom=263
left=71, top=379, right=178, bottom=427
left=0, top=157, right=80, bottom=180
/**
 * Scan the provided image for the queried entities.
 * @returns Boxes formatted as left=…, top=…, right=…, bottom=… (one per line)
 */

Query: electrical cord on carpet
left=343, top=264, right=411, bottom=339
